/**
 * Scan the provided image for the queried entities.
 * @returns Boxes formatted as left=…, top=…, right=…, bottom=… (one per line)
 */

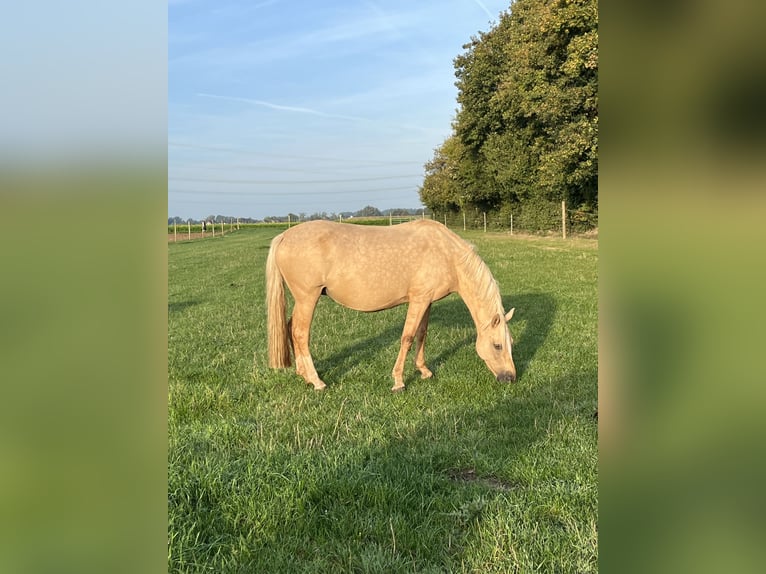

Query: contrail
left=471, top=0, right=494, bottom=20
left=195, top=92, right=440, bottom=135
left=197, top=92, right=367, bottom=122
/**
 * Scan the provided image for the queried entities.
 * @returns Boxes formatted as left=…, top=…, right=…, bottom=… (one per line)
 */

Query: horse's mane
left=455, top=239, right=504, bottom=315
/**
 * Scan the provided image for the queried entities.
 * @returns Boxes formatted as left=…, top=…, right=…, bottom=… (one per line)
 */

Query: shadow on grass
left=212, top=366, right=597, bottom=572
left=503, top=292, right=557, bottom=378
left=313, top=292, right=556, bottom=385
left=168, top=300, right=201, bottom=314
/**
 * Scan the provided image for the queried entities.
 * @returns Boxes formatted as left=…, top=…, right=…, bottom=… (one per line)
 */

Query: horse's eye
left=494, top=343, right=502, bottom=351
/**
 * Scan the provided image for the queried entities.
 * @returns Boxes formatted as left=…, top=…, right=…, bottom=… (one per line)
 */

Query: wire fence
left=167, top=218, right=241, bottom=242
left=168, top=203, right=597, bottom=242
left=433, top=202, right=598, bottom=237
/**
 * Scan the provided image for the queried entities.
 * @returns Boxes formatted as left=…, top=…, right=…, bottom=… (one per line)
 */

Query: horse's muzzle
left=497, top=372, right=516, bottom=383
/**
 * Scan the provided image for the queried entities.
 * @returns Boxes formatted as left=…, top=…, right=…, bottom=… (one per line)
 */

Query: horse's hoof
left=391, top=385, right=406, bottom=393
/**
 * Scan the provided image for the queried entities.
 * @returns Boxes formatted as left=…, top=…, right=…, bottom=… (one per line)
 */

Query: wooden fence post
left=510, top=213, right=513, bottom=235
left=483, top=212, right=487, bottom=233
left=562, top=200, right=567, bottom=239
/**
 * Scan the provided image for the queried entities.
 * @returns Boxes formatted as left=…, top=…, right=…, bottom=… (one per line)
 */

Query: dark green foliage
left=420, top=0, right=598, bottom=230
left=356, top=205, right=383, bottom=217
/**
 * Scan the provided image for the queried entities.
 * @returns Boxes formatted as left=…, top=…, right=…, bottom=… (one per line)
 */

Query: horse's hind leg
left=290, top=290, right=326, bottom=391
left=414, top=304, right=433, bottom=380
left=392, top=299, right=431, bottom=392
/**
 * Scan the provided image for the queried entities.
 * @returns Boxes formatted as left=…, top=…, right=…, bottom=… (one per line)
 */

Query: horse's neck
left=454, top=256, right=498, bottom=330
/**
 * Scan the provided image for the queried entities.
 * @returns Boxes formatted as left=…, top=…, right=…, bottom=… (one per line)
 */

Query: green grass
left=168, top=227, right=598, bottom=573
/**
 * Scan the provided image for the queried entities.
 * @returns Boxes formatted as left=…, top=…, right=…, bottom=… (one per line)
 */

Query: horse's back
left=275, top=220, right=460, bottom=311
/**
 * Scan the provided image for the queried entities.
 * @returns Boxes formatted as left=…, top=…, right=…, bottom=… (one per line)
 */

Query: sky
left=169, top=0, right=509, bottom=220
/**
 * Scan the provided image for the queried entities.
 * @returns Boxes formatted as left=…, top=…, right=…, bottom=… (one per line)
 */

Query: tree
left=420, top=0, right=598, bottom=229
left=419, top=135, right=464, bottom=211
left=496, top=0, right=598, bottom=207
left=355, top=205, right=382, bottom=217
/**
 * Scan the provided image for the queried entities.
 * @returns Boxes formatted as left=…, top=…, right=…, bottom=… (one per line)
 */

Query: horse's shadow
left=168, top=300, right=201, bottom=314
left=313, top=292, right=556, bottom=383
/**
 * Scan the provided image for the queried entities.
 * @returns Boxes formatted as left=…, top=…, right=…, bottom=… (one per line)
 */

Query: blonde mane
left=456, top=242, right=504, bottom=317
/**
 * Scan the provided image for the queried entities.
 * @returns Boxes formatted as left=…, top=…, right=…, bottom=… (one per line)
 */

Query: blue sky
left=169, top=0, right=509, bottom=220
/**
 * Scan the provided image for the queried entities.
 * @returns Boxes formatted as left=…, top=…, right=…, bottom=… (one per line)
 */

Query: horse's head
left=476, top=308, right=517, bottom=383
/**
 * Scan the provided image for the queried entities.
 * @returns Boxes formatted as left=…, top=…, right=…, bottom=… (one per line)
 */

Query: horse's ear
left=490, top=314, right=502, bottom=328
left=505, top=308, right=515, bottom=322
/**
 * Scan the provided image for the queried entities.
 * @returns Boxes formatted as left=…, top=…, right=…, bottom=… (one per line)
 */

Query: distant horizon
left=168, top=205, right=430, bottom=223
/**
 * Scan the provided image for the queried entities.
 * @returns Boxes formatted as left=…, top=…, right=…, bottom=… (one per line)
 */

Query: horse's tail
left=266, top=233, right=291, bottom=368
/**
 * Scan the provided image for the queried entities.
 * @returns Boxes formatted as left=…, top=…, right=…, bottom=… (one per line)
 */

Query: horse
left=266, top=219, right=517, bottom=391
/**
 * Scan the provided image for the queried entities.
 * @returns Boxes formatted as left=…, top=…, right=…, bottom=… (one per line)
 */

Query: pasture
left=168, top=226, right=598, bottom=573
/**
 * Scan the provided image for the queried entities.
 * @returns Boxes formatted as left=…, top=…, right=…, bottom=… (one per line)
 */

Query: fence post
left=483, top=212, right=487, bottom=233
left=463, top=210, right=466, bottom=231
left=212, top=221, right=215, bottom=237
left=510, top=213, right=513, bottom=235
left=561, top=200, right=567, bottom=239
left=188, top=220, right=191, bottom=240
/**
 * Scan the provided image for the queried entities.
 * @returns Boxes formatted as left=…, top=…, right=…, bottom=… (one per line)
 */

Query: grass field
left=168, top=226, right=598, bottom=573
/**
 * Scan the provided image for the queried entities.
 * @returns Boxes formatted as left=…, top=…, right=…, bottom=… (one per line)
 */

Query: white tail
left=266, top=233, right=291, bottom=368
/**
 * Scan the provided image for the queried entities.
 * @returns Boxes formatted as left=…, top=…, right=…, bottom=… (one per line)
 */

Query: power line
left=168, top=185, right=417, bottom=196
left=170, top=162, right=415, bottom=174
left=169, top=141, right=424, bottom=165
left=168, top=196, right=417, bottom=207
left=169, top=174, right=420, bottom=185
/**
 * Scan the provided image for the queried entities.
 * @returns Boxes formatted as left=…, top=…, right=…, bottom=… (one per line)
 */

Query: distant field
left=168, top=226, right=598, bottom=573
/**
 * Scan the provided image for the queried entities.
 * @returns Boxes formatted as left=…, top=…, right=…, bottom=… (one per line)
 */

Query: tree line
left=419, top=0, right=598, bottom=231
left=167, top=206, right=424, bottom=226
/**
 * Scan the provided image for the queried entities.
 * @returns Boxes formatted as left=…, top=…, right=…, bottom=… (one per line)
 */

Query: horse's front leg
left=414, top=303, right=433, bottom=380
left=290, top=291, right=326, bottom=391
left=391, top=300, right=431, bottom=392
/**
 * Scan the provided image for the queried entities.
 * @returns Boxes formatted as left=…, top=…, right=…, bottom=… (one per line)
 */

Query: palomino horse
left=266, top=219, right=516, bottom=391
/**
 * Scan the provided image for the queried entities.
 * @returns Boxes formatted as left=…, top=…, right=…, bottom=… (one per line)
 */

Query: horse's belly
left=324, top=285, right=407, bottom=312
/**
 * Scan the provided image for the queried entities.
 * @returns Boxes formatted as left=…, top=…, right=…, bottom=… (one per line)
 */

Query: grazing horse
left=266, top=219, right=516, bottom=391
